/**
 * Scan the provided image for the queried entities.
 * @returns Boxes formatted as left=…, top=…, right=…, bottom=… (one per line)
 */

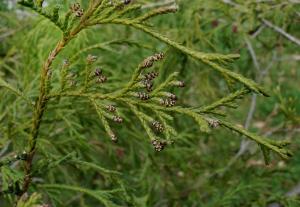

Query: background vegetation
left=0, top=0, right=299, bottom=206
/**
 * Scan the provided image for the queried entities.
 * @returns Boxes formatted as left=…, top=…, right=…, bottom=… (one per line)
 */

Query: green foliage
left=0, top=0, right=299, bottom=206
left=16, top=193, right=43, bottom=207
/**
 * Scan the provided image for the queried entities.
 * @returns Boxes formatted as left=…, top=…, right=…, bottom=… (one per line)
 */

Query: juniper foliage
left=0, top=0, right=299, bottom=206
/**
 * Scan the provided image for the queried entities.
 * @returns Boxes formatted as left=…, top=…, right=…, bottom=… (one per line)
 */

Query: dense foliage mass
left=0, top=0, right=299, bottom=206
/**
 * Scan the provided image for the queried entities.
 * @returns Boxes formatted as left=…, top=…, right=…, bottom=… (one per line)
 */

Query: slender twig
left=245, top=37, right=260, bottom=72
left=262, top=19, right=300, bottom=46
left=19, top=39, right=68, bottom=202
left=16, top=2, right=96, bottom=202
left=251, top=25, right=265, bottom=39
left=225, top=41, right=277, bottom=170
left=0, top=79, right=34, bottom=108
left=141, top=0, right=176, bottom=9
left=222, top=0, right=300, bottom=47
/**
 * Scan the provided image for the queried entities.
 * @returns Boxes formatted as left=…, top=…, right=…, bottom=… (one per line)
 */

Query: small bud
left=151, top=139, right=167, bottom=152
left=175, top=80, right=185, bottom=88
left=136, top=92, right=150, bottom=100
left=166, top=92, right=177, bottom=100
left=106, top=105, right=116, bottom=112
left=94, top=68, right=102, bottom=76
left=160, top=98, right=176, bottom=107
left=208, top=119, right=220, bottom=128
left=75, top=8, right=84, bottom=17
left=140, top=52, right=164, bottom=69
left=70, top=3, right=80, bottom=12
left=151, top=139, right=159, bottom=146
left=140, top=57, right=154, bottom=69
left=63, top=59, right=70, bottom=66
left=87, top=54, right=97, bottom=64
left=113, top=116, right=123, bottom=123
left=152, top=52, right=164, bottom=61
left=96, top=75, right=107, bottom=83
left=142, top=79, right=153, bottom=92
left=144, top=71, right=159, bottom=81
left=110, top=132, right=118, bottom=143
left=152, top=121, right=164, bottom=133
left=154, top=144, right=165, bottom=152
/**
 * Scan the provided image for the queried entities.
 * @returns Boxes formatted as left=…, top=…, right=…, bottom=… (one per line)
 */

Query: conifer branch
left=128, top=103, right=158, bottom=142
left=41, top=184, right=122, bottom=207
left=92, top=19, right=268, bottom=96
left=16, top=0, right=97, bottom=201
left=0, top=151, right=27, bottom=168
left=219, top=120, right=292, bottom=159
left=136, top=6, right=178, bottom=22
left=202, top=60, right=269, bottom=96
left=69, top=39, right=149, bottom=64
left=71, top=160, right=121, bottom=176
left=196, top=88, right=251, bottom=113
left=0, top=78, right=34, bottom=108
left=18, top=0, right=64, bottom=32
left=6, top=1, right=292, bottom=205
left=98, top=20, right=240, bottom=62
